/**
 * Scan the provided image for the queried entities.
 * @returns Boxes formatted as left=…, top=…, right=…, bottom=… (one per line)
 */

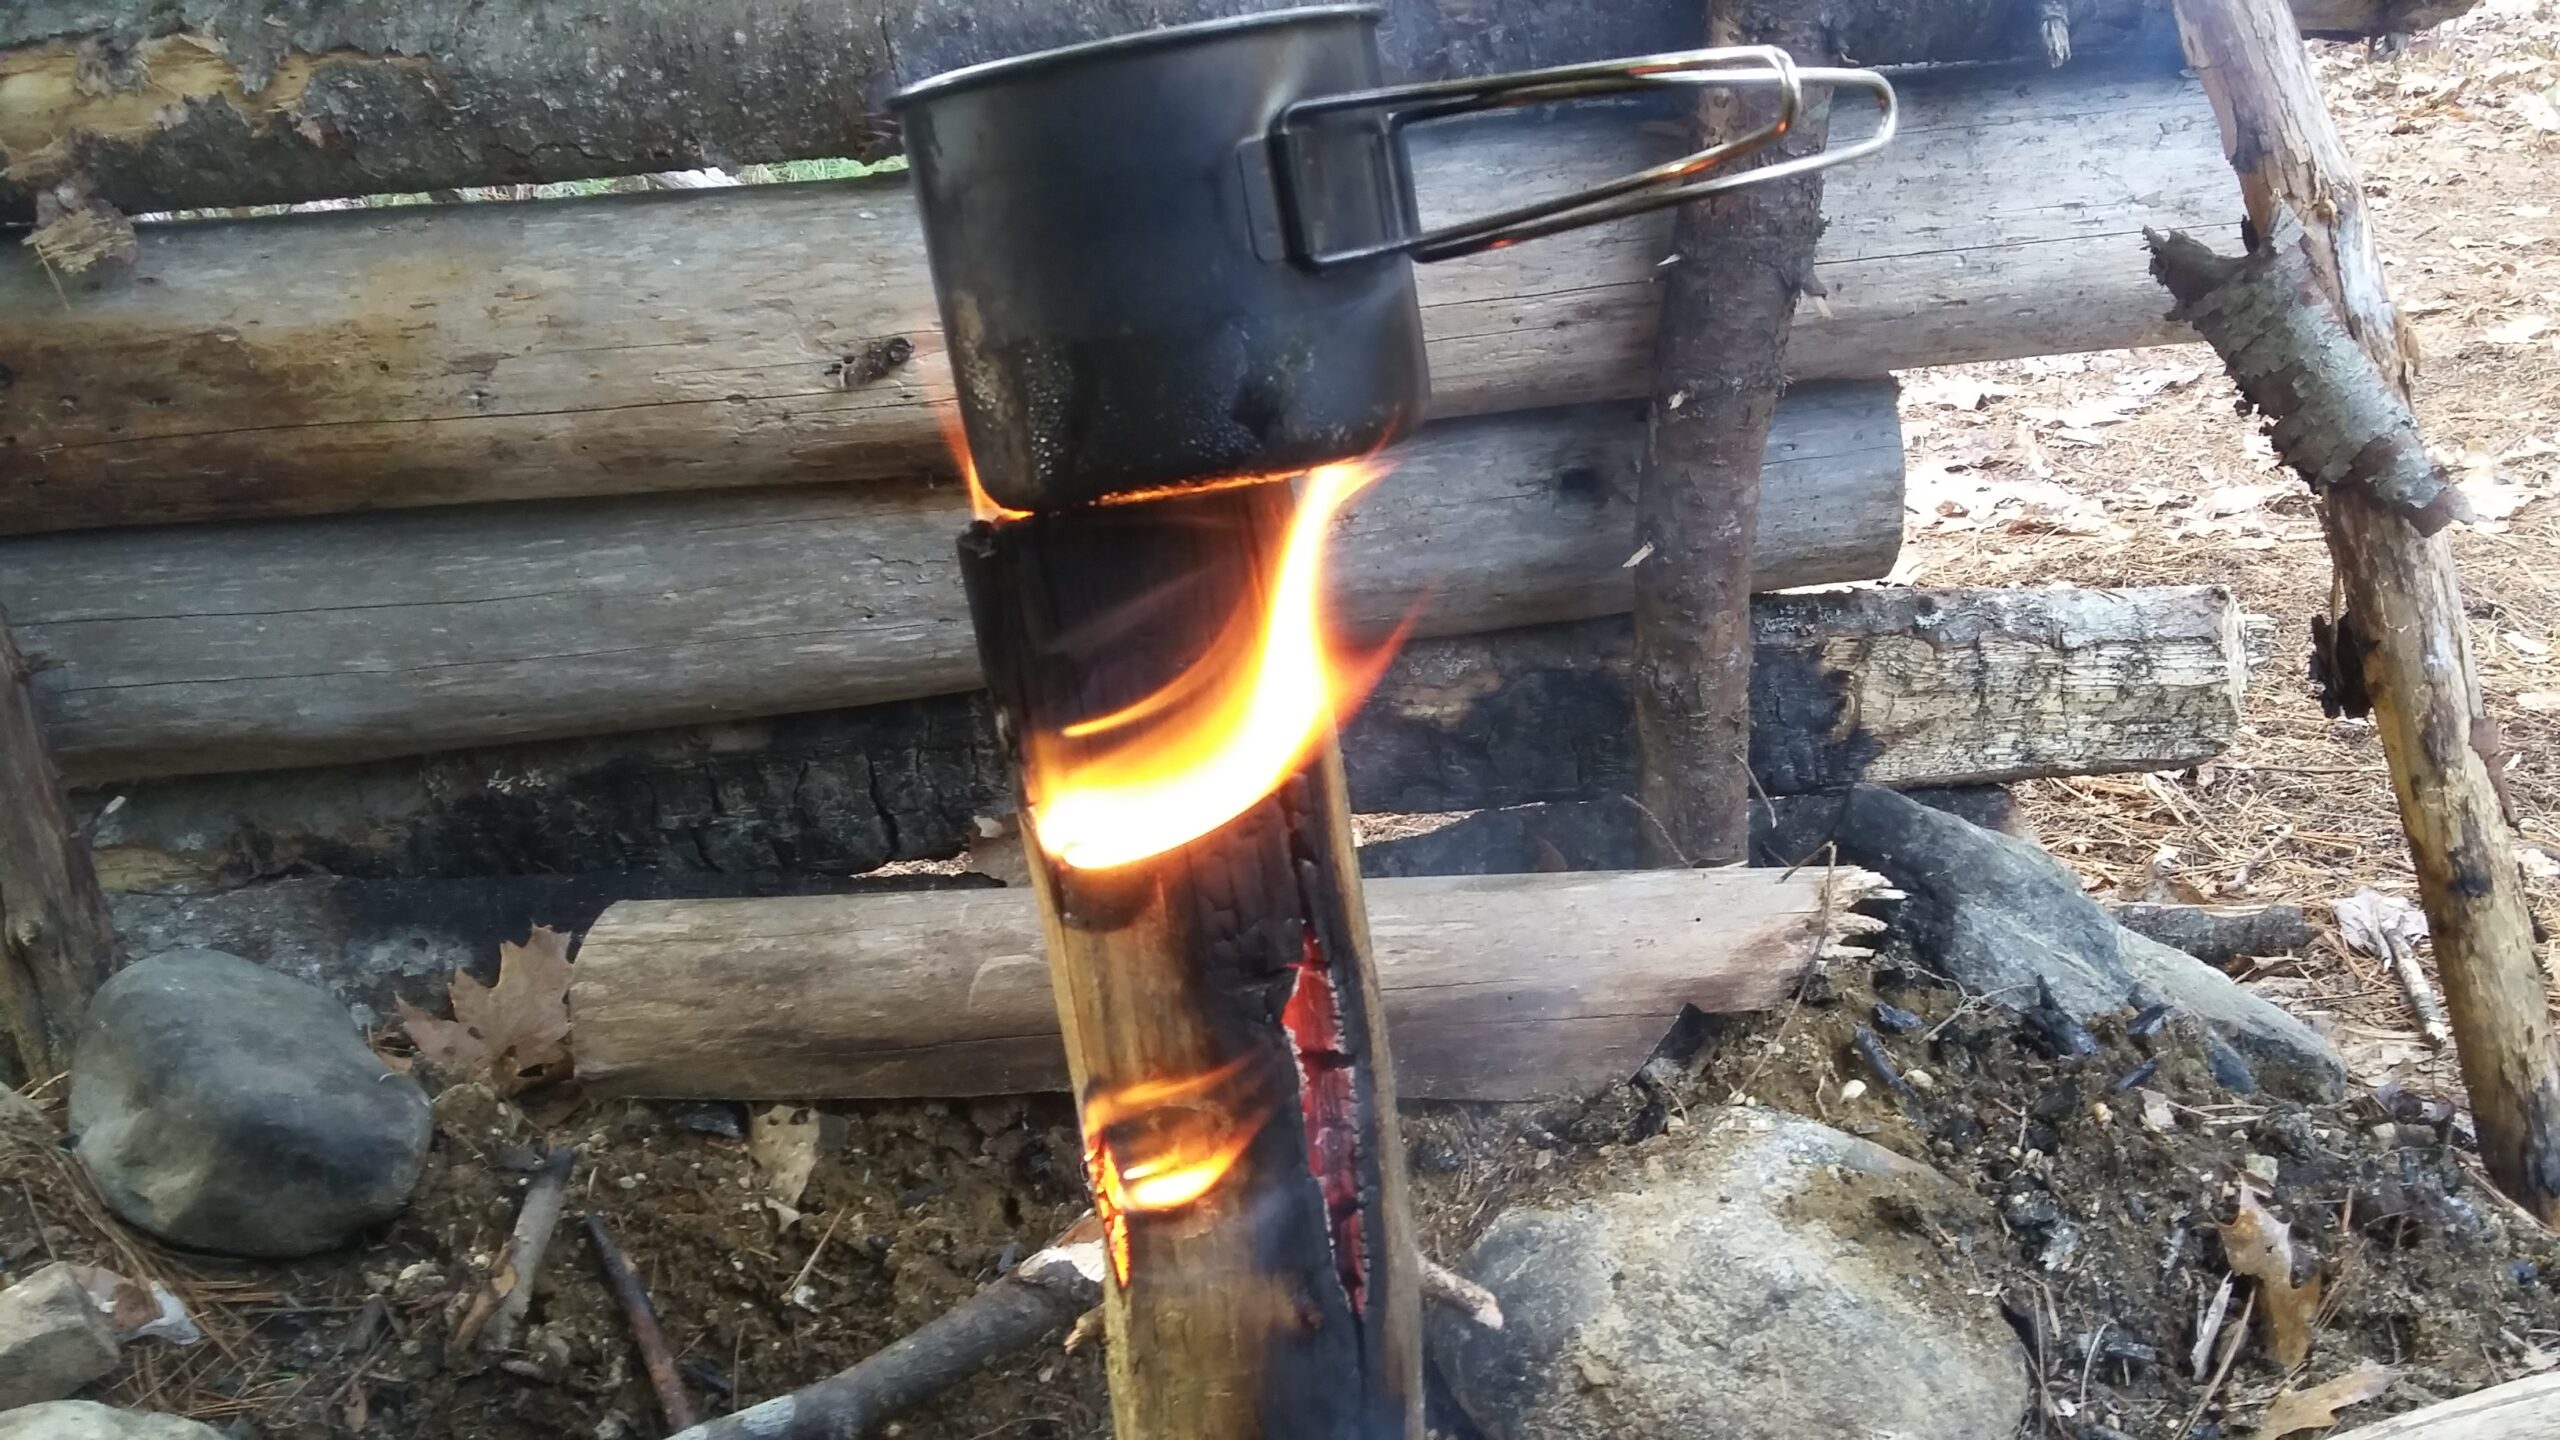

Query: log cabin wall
left=0, top=0, right=2347, bottom=898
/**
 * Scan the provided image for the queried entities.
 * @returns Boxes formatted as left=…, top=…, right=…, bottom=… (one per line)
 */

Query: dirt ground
left=7, top=5, right=2560, bottom=1438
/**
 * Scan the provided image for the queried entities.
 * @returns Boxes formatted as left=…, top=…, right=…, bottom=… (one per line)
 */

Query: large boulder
left=69, top=949, right=432, bottom=1258
left=0, top=1264, right=119, bottom=1410
left=1804, top=785, right=2345, bottom=1099
left=1433, top=1109, right=2029, bottom=1440
left=0, top=1403, right=224, bottom=1439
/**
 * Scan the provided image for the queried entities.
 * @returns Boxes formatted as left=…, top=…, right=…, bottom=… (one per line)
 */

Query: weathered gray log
left=0, top=0, right=2448, bottom=223
left=0, top=64, right=2231, bottom=533
left=75, top=586, right=2245, bottom=885
left=2108, top=902, right=2315, bottom=966
left=569, top=867, right=1885, bottom=1102
left=6, top=382, right=1900, bottom=783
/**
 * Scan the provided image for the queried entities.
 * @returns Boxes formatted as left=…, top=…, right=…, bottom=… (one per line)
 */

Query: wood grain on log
left=0, top=0, right=2441, bottom=221
left=0, top=65, right=2229, bottom=534
left=0, top=613, right=122, bottom=1079
left=72, top=586, right=2244, bottom=883
left=570, top=867, right=1881, bottom=1103
left=3, top=384, right=1898, bottom=783
left=2332, top=1373, right=2560, bottom=1440
left=2164, top=0, right=2560, bottom=1222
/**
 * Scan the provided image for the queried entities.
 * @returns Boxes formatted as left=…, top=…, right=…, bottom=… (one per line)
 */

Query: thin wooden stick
left=584, top=1211, right=696, bottom=1433
left=453, top=1146, right=575, bottom=1353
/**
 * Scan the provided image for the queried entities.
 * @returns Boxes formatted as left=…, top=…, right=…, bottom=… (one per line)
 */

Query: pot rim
left=889, top=4, right=1384, bottom=109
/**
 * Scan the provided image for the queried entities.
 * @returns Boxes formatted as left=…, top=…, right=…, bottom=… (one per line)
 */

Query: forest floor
left=6, top=5, right=2560, bottom=1440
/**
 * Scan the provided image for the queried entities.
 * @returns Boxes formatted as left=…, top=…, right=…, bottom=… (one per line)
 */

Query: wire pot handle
left=1269, top=45, right=1898, bottom=269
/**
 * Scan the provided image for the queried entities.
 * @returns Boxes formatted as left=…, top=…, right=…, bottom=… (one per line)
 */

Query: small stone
left=69, top=949, right=432, bottom=1258
left=0, top=1263, right=120, bottom=1409
left=1906, top=1069, right=1936, bottom=1092
left=1839, top=1079, right=1870, bottom=1102
left=0, top=1402, right=224, bottom=1440
left=2242, top=1153, right=2281, bottom=1184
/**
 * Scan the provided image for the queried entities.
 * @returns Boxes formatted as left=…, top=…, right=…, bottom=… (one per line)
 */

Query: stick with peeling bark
left=958, top=481, right=1420, bottom=1440
left=2153, top=0, right=2560, bottom=1221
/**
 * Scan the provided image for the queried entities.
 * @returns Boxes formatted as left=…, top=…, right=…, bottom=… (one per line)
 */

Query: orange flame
left=1025, top=460, right=1398, bottom=871
left=1083, top=1059, right=1267, bottom=1286
left=940, top=407, right=1028, bottom=523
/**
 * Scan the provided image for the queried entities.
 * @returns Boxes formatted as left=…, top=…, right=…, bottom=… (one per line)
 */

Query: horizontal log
left=0, top=63, right=2231, bottom=533
left=0, top=0, right=2449, bottom=221
left=74, top=586, right=2244, bottom=884
left=7, top=383, right=1901, bottom=782
left=1345, top=585, right=2249, bottom=812
left=569, top=868, right=1884, bottom=1103
left=2333, top=1374, right=2560, bottom=1440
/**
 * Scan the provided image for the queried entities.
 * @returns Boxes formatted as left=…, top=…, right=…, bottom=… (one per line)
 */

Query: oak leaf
left=398, top=926, right=575, bottom=1094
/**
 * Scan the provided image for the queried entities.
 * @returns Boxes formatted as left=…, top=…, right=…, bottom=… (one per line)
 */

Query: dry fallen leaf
left=2519, top=692, right=2560, bottom=713
left=398, top=926, right=575, bottom=1095
left=2483, top=313, right=2551, bottom=345
left=2255, top=1361, right=2400, bottom=1439
left=751, top=1104, right=823, bottom=1226
left=2223, top=1189, right=2324, bottom=1369
left=2330, top=888, right=2428, bottom=959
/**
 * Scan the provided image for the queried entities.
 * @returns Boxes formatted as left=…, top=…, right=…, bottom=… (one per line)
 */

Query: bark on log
left=0, top=64, right=2229, bottom=534
left=71, top=585, right=2245, bottom=883
left=2107, top=901, right=2314, bottom=966
left=2332, top=1374, right=2560, bottom=1440
left=2, top=383, right=1899, bottom=782
left=0, top=0, right=2453, bottom=221
left=0, top=612, right=121, bottom=1080
left=570, top=867, right=1883, bottom=1103
left=1630, top=0, right=1833, bottom=866
left=2162, top=0, right=2560, bottom=1222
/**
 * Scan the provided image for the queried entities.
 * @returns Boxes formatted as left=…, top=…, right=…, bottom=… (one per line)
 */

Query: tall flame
left=1026, top=460, right=1396, bottom=871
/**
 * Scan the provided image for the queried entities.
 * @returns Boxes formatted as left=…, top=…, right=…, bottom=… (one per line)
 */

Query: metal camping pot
left=892, top=5, right=1894, bottom=512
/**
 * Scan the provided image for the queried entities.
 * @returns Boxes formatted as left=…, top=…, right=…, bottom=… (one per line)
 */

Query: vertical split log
left=957, top=482, right=1419, bottom=1440
left=2157, top=0, right=2560, bottom=1220
left=0, top=612, right=124, bottom=1081
left=1631, top=0, right=1837, bottom=866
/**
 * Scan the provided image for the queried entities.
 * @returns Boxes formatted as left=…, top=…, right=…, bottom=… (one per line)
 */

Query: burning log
left=565, top=866, right=1882, bottom=1103
left=953, top=479, right=1421, bottom=1439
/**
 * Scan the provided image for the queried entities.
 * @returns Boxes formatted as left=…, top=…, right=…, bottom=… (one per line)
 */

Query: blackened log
left=75, top=586, right=2244, bottom=884
left=0, top=0, right=2432, bottom=221
left=2108, top=902, right=2315, bottom=967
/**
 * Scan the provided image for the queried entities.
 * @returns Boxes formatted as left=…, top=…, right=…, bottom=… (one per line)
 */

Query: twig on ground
left=673, top=1216, right=1508, bottom=1440
left=2180, top=1288, right=2257, bottom=1439
left=454, top=1145, right=574, bottom=1353
left=2377, top=924, right=2455, bottom=1049
left=586, top=1211, right=697, bottom=1433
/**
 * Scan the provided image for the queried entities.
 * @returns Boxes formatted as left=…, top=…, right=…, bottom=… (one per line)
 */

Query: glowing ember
left=1024, top=460, right=1398, bottom=871
left=1082, top=1059, right=1268, bottom=1286
left=1282, top=930, right=1369, bottom=1314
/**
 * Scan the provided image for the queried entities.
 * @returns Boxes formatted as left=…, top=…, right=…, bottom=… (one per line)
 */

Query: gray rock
left=1433, top=1109, right=2029, bottom=1440
left=69, top=949, right=432, bottom=1258
left=0, top=1264, right=119, bottom=1410
left=1816, top=786, right=2343, bottom=1100
left=0, top=1402, right=224, bottom=1439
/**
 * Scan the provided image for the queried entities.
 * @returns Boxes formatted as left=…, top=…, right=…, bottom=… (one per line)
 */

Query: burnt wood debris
left=0, top=610, right=122, bottom=1082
